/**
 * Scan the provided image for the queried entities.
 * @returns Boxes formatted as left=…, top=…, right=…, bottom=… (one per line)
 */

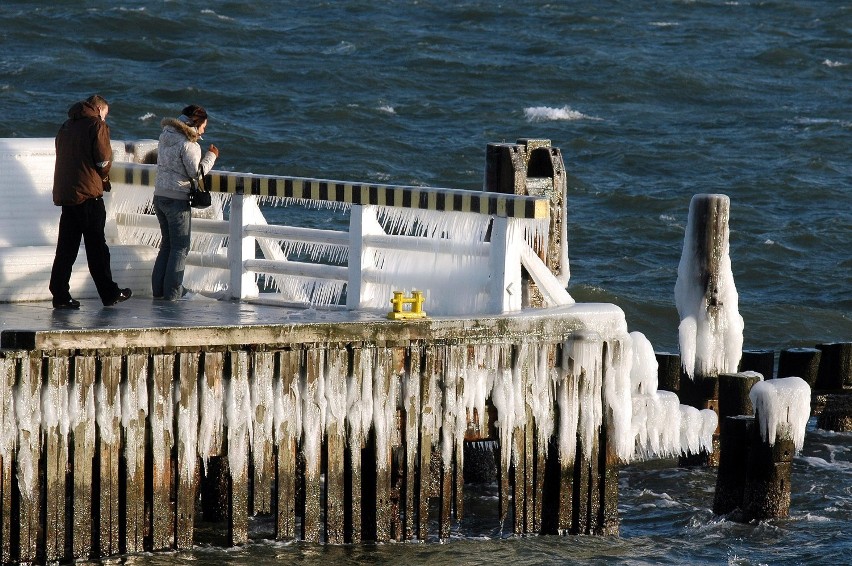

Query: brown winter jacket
left=52, top=101, right=112, bottom=206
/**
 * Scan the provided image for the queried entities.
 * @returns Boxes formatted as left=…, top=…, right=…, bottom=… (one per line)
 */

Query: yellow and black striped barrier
left=111, top=162, right=550, bottom=220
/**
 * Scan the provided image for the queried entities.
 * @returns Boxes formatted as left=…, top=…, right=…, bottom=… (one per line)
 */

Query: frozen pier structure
left=0, top=138, right=714, bottom=562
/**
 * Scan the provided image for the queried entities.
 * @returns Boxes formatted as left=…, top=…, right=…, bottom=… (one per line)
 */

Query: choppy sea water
left=1, top=1, right=850, bottom=564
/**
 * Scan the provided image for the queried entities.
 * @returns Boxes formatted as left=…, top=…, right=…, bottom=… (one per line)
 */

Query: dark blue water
left=1, top=1, right=850, bottom=563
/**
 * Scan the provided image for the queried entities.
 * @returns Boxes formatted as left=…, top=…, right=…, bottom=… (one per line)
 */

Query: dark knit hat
left=181, top=105, right=208, bottom=127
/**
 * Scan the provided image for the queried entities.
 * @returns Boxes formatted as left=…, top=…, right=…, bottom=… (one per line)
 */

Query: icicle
left=250, top=353, right=275, bottom=481
left=301, top=350, right=326, bottom=477
left=374, top=348, right=400, bottom=472
left=464, top=345, right=493, bottom=435
left=556, top=344, right=580, bottom=464
left=198, top=364, right=225, bottom=474
left=347, top=347, right=374, bottom=450
left=528, top=343, right=555, bottom=456
left=603, top=334, right=634, bottom=462
left=490, top=346, right=516, bottom=471
left=14, top=365, right=41, bottom=499
left=176, top=377, right=199, bottom=481
left=679, top=405, right=716, bottom=457
left=629, top=331, right=658, bottom=395
left=120, top=360, right=146, bottom=476
left=226, top=354, right=254, bottom=480
left=273, top=361, right=302, bottom=448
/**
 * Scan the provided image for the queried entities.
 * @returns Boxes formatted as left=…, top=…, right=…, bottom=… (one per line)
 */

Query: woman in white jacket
left=152, top=105, right=219, bottom=300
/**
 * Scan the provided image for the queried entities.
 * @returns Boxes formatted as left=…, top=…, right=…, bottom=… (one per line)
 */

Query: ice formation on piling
left=675, top=194, right=744, bottom=379
left=273, top=359, right=302, bottom=455
left=120, top=360, right=146, bottom=476
left=627, top=331, right=717, bottom=460
left=749, top=376, right=811, bottom=452
left=198, top=361, right=225, bottom=473
left=374, top=347, right=400, bottom=471
left=250, top=352, right=275, bottom=482
left=227, top=353, right=254, bottom=479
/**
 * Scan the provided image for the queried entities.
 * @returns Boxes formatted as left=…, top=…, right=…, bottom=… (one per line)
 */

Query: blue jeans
left=152, top=195, right=191, bottom=300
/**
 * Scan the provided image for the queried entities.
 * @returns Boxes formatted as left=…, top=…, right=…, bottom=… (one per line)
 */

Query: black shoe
left=53, top=298, right=80, bottom=310
left=104, top=288, right=132, bottom=306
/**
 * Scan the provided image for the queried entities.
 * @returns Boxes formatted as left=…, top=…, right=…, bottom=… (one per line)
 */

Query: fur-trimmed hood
left=160, top=116, right=201, bottom=142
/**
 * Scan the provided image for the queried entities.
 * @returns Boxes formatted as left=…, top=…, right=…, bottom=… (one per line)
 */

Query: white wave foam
left=524, top=105, right=600, bottom=122
left=822, top=59, right=846, bottom=68
left=378, top=105, right=395, bottom=114
left=138, top=112, right=157, bottom=122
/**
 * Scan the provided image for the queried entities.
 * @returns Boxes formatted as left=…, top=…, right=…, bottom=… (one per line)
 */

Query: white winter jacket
left=153, top=116, right=217, bottom=201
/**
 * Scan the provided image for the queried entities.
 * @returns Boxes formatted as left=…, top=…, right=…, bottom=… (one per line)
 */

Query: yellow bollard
left=387, top=290, right=427, bottom=320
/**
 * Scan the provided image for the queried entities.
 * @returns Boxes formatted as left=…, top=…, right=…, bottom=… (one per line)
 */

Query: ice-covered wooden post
left=740, top=377, right=810, bottom=520
left=675, top=194, right=744, bottom=466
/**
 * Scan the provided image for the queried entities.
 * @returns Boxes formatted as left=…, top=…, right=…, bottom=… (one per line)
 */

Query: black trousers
left=49, top=197, right=120, bottom=304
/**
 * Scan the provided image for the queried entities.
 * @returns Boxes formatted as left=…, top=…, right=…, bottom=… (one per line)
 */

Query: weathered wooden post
left=655, top=352, right=681, bottom=394
left=738, top=349, right=774, bottom=380
left=717, top=371, right=763, bottom=419
left=713, top=415, right=755, bottom=516
left=777, top=347, right=821, bottom=386
left=712, top=372, right=762, bottom=515
left=816, top=342, right=852, bottom=390
left=675, top=194, right=745, bottom=467
left=741, top=377, right=810, bottom=521
left=814, top=343, right=852, bottom=432
left=818, top=394, right=852, bottom=432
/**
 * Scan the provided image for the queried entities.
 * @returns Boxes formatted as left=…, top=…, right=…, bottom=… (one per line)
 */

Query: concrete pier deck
left=0, top=295, right=383, bottom=346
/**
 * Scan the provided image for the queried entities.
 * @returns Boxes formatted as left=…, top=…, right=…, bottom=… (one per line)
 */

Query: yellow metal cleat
left=387, top=290, right=427, bottom=320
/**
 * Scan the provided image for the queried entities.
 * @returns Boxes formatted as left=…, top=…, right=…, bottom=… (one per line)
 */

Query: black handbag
left=188, top=174, right=211, bottom=209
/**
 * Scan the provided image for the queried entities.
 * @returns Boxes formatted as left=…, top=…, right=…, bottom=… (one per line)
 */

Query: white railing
left=111, top=163, right=573, bottom=315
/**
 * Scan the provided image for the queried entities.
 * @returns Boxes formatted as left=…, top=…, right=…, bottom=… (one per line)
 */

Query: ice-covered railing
left=110, top=162, right=574, bottom=315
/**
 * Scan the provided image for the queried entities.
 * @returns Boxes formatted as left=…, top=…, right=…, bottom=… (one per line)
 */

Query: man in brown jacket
left=49, top=94, right=132, bottom=309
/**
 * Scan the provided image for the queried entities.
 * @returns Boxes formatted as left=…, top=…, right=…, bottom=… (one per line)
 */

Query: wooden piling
left=402, top=344, right=422, bottom=541
left=17, top=354, right=42, bottom=563
left=122, top=353, right=147, bottom=554
left=712, top=415, right=754, bottom=516
left=44, top=355, right=68, bottom=563
left=227, top=350, right=251, bottom=546
left=250, top=350, right=275, bottom=517
left=655, top=352, right=681, bottom=393
left=741, top=410, right=795, bottom=521
left=817, top=394, right=852, bottom=432
left=97, top=355, right=122, bottom=557
left=71, top=354, right=96, bottom=560
left=816, top=342, right=852, bottom=390
left=738, top=349, right=774, bottom=380
left=324, top=346, right=348, bottom=544
left=150, top=353, right=176, bottom=551
left=175, top=351, right=200, bottom=550
left=274, top=348, right=299, bottom=541
left=777, top=347, right=821, bottom=386
left=416, top=345, right=439, bottom=541
left=718, top=372, right=762, bottom=419
left=0, top=355, right=15, bottom=564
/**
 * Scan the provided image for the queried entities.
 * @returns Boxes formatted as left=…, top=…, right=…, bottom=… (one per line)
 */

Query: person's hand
left=208, top=144, right=219, bottom=157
